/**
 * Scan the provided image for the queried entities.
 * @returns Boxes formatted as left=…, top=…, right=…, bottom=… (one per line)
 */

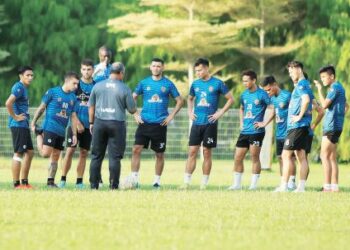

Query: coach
left=88, top=62, right=136, bottom=189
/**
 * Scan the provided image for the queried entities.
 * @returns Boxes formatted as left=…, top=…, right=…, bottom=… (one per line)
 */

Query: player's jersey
left=41, top=86, right=77, bottom=137
left=323, top=81, right=346, bottom=132
left=271, top=89, right=291, bottom=139
left=8, top=81, right=30, bottom=128
left=74, top=80, right=95, bottom=128
left=134, top=76, right=180, bottom=124
left=189, top=77, right=229, bottom=125
left=93, top=63, right=111, bottom=83
left=287, top=79, right=313, bottom=130
left=240, top=87, right=271, bottom=134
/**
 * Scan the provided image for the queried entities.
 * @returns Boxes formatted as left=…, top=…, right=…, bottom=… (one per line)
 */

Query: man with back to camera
left=129, top=58, right=183, bottom=189
left=89, top=62, right=136, bottom=190
left=180, top=58, right=234, bottom=190
left=314, top=65, right=348, bottom=192
left=58, top=59, right=96, bottom=189
left=5, top=66, right=35, bottom=189
left=31, top=72, right=79, bottom=187
left=228, top=70, right=271, bottom=191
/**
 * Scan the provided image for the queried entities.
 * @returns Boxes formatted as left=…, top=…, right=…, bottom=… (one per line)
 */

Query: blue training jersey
left=41, top=86, right=77, bottom=137
left=240, top=87, right=271, bottom=134
left=323, top=81, right=346, bottom=133
left=74, top=80, right=95, bottom=128
left=189, top=76, right=229, bottom=125
left=8, top=81, right=30, bottom=128
left=287, top=79, right=313, bottom=130
left=134, top=76, right=180, bottom=124
left=271, top=89, right=291, bottom=139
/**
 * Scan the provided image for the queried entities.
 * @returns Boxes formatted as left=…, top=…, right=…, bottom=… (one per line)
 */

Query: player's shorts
left=324, top=130, right=342, bottom=144
left=43, top=130, right=65, bottom=151
left=305, top=135, right=314, bottom=154
left=189, top=123, right=218, bottom=148
left=236, top=132, right=265, bottom=148
left=283, top=126, right=309, bottom=151
left=134, top=123, right=167, bottom=153
left=276, top=139, right=285, bottom=156
left=10, top=127, right=34, bottom=153
left=66, top=126, right=92, bottom=150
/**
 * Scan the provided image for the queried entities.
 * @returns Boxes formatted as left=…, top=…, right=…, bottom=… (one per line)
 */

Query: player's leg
left=19, top=128, right=34, bottom=188
left=287, top=155, right=297, bottom=190
left=130, top=124, right=148, bottom=185
left=320, top=136, right=332, bottom=191
left=47, top=148, right=61, bottom=187
left=199, top=123, right=217, bottom=189
left=10, top=127, right=24, bottom=188
left=248, top=133, right=264, bottom=190
left=75, top=128, right=92, bottom=188
left=150, top=124, right=167, bottom=188
left=229, top=134, right=249, bottom=190
left=294, top=149, right=308, bottom=192
left=59, top=147, right=76, bottom=188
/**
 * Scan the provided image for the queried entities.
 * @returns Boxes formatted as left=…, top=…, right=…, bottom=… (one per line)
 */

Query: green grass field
left=0, top=158, right=350, bottom=250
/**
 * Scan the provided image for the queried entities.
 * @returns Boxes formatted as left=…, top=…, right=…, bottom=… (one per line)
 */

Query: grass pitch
left=0, top=158, right=350, bottom=250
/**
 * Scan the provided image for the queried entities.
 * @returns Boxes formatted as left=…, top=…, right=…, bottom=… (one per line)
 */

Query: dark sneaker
left=153, top=183, right=161, bottom=189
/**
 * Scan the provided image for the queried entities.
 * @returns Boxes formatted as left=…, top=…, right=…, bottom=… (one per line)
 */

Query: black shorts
left=236, top=133, right=265, bottom=148
left=10, top=127, right=34, bottom=153
left=324, top=130, right=342, bottom=144
left=66, top=126, right=92, bottom=150
left=43, top=130, right=65, bottom=151
left=276, top=139, right=285, bottom=156
left=283, top=127, right=309, bottom=151
left=134, top=123, right=167, bottom=153
left=189, top=123, right=218, bottom=148
left=305, top=135, right=313, bottom=154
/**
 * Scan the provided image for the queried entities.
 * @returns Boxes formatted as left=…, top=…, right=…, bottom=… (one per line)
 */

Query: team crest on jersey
left=254, top=99, right=260, bottom=105
left=161, top=86, right=166, bottom=93
left=279, top=102, right=285, bottom=108
left=148, top=94, right=162, bottom=103
left=146, top=86, right=151, bottom=91
left=209, top=86, right=214, bottom=92
left=195, top=87, right=199, bottom=92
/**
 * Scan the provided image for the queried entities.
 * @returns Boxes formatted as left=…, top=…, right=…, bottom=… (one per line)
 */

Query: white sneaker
left=179, top=183, right=190, bottom=190
left=227, top=185, right=242, bottom=191
left=287, top=182, right=297, bottom=191
left=273, top=186, right=288, bottom=192
left=248, top=186, right=257, bottom=190
left=199, top=184, right=207, bottom=190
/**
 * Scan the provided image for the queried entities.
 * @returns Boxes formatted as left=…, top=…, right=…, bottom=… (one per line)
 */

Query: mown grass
left=0, top=158, right=350, bottom=250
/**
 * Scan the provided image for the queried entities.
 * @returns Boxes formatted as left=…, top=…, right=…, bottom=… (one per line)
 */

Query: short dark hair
left=261, top=75, right=276, bottom=87
left=18, top=66, right=33, bottom=75
left=81, top=58, right=94, bottom=67
left=64, top=71, right=80, bottom=81
left=287, top=60, right=304, bottom=69
left=319, top=65, right=336, bottom=77
left=151, top=58, right=164, bottom=65
left=194, top=58, right=209, bottom=67
left=242, top=69, right=257, bottom=80
left=303, top=71, right=309, bottom=80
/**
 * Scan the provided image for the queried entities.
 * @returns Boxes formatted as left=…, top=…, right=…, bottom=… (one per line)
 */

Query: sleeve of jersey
left=41, top=89, right=52, bottom=105
left=263, top=91, right=271, bottom=105
left=298, top=84, right=309, bottom=97
left=189, top=84, right=195, bottom=97
left=169, top=82, right=180, bottom=98
left=326, top=87, right=337, bottom=101
left=88, top=89, right=96, bottom=106
left=219, top=81, right=229, bottom=95
left=73, top=97, right=79, bottom=113
left=11, top=84, right=23, bottom=99
left=134, top=82, right=143, bottom=95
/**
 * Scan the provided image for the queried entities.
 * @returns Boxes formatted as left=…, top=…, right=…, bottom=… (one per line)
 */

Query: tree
left=108, top=0, right=260, bottom=89
left=0, top=4, right=11, bottom=74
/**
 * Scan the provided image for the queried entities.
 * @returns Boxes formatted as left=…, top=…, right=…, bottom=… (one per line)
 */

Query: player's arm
left=70, top=112, right=78, bottom=146
left=310, top=99, right=324, bottom=130
left=161, top=96, right=184, bottom=126
left=5, top=94, right=26, bottom=122
left=208, top=92, right=234, bottom=123
left=132, top=92, right=143, bottom=124
left=314, top=80, right=332, bottom=109
left=31, top=103, right=47, bottom=132
left=187, top=95, right=197, bottom=121
left=239, top=104, right=244, bottom=130
left=291, top=94, right=310, bottom=123
left=254, top=105, right=275, bottom=128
